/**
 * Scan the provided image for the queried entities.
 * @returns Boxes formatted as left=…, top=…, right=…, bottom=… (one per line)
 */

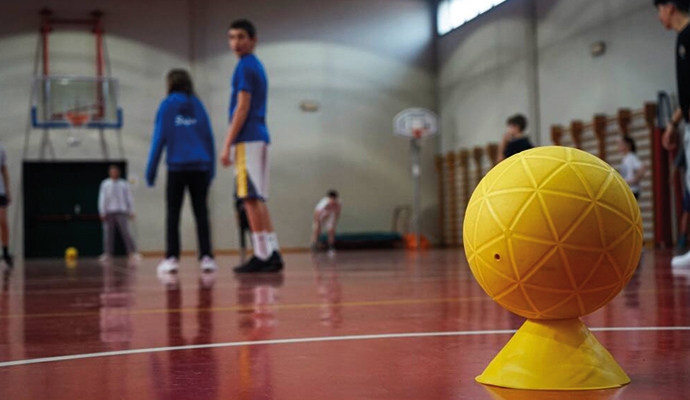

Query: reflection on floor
left=0, top=249, right=689, bottom=399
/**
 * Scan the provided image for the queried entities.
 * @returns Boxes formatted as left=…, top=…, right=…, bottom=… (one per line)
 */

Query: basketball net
left=65, top=111, right=90, bottom=147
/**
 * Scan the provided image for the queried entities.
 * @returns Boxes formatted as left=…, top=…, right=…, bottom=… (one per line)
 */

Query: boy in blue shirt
left=146, top=69, right=218, bottom=275
left=220, top=20, right=283, bottom=273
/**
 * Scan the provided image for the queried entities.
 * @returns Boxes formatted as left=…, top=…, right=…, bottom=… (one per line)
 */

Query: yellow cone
left=482, top=385, right=627, bottom=400
left=476, top=318, right=630, bottom=391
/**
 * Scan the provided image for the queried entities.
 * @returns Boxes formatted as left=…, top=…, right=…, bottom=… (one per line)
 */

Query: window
left=437, top=0, right=509, bottom=35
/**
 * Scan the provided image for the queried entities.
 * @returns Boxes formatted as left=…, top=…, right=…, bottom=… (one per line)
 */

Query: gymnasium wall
left=537, top=0, right=675, bottom=134
left=438, top=0, right=678, bottom=151
left=195, top=0, right=439, bottom=252
left=437, top=0, right=539, bottom=152
left=0, top=0, right=438, bottom=254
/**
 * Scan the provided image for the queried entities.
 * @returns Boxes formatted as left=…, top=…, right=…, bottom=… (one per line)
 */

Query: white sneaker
left=157, top=257, right=179, bottom=274
left=671, top=267, right=690, bottom=281
left=129, top=253, right=143, bottom=262
left=99, top=254, right=111, bottom=263
left=200, top=256, right=217, bottom=273
left=671, top=251, right=690, bottom=269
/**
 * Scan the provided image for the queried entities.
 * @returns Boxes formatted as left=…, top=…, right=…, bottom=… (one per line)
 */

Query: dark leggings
left=166, top=170, right=212, bottom=259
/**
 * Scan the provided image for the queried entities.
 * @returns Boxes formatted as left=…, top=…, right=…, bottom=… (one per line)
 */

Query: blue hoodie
left=146, top=92, right=216, bottom=186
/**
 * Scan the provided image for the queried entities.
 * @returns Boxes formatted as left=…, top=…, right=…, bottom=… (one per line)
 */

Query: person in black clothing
left=658, top=0, right=690, bottom=153
left=146, top=69, right=218, bottom=275
left=0, top=145, right=12, bottom=268
left=498, top=114, right=534, bottom=162
left=655, top=0, right=690, bottom=268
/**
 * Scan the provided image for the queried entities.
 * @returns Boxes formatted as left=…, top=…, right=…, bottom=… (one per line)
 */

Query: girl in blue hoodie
left=146, top=69, right=217, bottom=275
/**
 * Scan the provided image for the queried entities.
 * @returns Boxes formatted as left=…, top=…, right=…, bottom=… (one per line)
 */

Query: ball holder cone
left=476, top=318, right=629, bottom=391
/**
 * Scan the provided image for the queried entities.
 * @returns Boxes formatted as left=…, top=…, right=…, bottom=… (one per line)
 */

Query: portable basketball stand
left=24, top=9, right=123, bottom=159
left=393, top=108, right=439, bottom=249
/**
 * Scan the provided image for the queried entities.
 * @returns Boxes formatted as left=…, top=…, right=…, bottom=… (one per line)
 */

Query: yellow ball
left=463, top=146, right=643, bottom=320
left=65, top=247, right=78, bottom=260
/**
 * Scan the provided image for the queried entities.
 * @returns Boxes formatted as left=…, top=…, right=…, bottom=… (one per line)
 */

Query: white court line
left=1, top=326, right=689, bottom=369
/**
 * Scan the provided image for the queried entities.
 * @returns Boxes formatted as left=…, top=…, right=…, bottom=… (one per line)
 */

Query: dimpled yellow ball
left=463, top=146, right=643, bottom=320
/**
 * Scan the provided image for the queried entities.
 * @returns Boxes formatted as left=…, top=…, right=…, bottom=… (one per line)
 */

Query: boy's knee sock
left=267, top=232, right=280, bottom=253
left=252, top=232, right=270, bottom=261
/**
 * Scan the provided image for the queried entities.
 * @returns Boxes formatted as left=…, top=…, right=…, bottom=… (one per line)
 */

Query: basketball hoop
left=64, top=111, right=90, bottom=147
left=66, top=111, right=90, bottom=128
left=412, top=129, right=426, bottom=140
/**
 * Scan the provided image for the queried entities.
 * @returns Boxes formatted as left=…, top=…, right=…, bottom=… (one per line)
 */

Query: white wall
left=195, top=0, right=439, bottom=251
left=0, top=0, right=194, bottom=256
left=438, top=0, right=677, bottom=151
left=537, top=0, right=676, bottom=130
left=438, top=0, right=539, bottom=152
left=0, top=0, right=439, bottom=255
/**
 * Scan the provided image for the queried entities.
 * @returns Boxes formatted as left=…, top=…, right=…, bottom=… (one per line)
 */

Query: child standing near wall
left=98, top=165, right=141, bottom=262
left=0, top=145, right=12, bottom=268
left=617, top=136, right=646, bottom=200
left=498, top=114, right=534, bottom=162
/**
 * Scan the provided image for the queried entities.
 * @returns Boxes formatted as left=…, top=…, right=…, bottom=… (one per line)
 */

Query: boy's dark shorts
left=0, top=195, right=7, bottom=207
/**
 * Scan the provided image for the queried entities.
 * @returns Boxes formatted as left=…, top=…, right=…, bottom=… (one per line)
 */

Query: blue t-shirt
left=230, top=54, right=270, bottom=143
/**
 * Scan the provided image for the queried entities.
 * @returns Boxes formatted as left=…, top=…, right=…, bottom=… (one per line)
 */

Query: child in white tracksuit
left=617, top=136, right=645, bottom=200
left=98, top=165, right=138, bottom=260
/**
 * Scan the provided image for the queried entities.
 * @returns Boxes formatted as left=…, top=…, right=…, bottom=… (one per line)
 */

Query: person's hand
left=100, top=214, right=106, bottom=222
left=662, top=124, right=678, bottom=151
left=129, top=213, right=136, bottom=220
left=220, top=148, right=233, bottom=168
left=502, top=131, right=512, bottom=143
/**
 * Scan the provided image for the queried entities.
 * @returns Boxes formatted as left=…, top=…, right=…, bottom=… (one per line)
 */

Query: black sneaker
left=233, top=256, right=269, bottom=274
left=264, top=251, right=284, bottom=273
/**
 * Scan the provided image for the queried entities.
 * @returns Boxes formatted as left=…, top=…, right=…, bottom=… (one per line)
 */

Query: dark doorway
left=23, top=161, right=128, bottom=259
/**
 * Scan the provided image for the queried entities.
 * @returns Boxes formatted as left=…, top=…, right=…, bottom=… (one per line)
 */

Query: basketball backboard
left=31, top=76, right=123, bottom=129
left=393, top=108, right=438, bottom=140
